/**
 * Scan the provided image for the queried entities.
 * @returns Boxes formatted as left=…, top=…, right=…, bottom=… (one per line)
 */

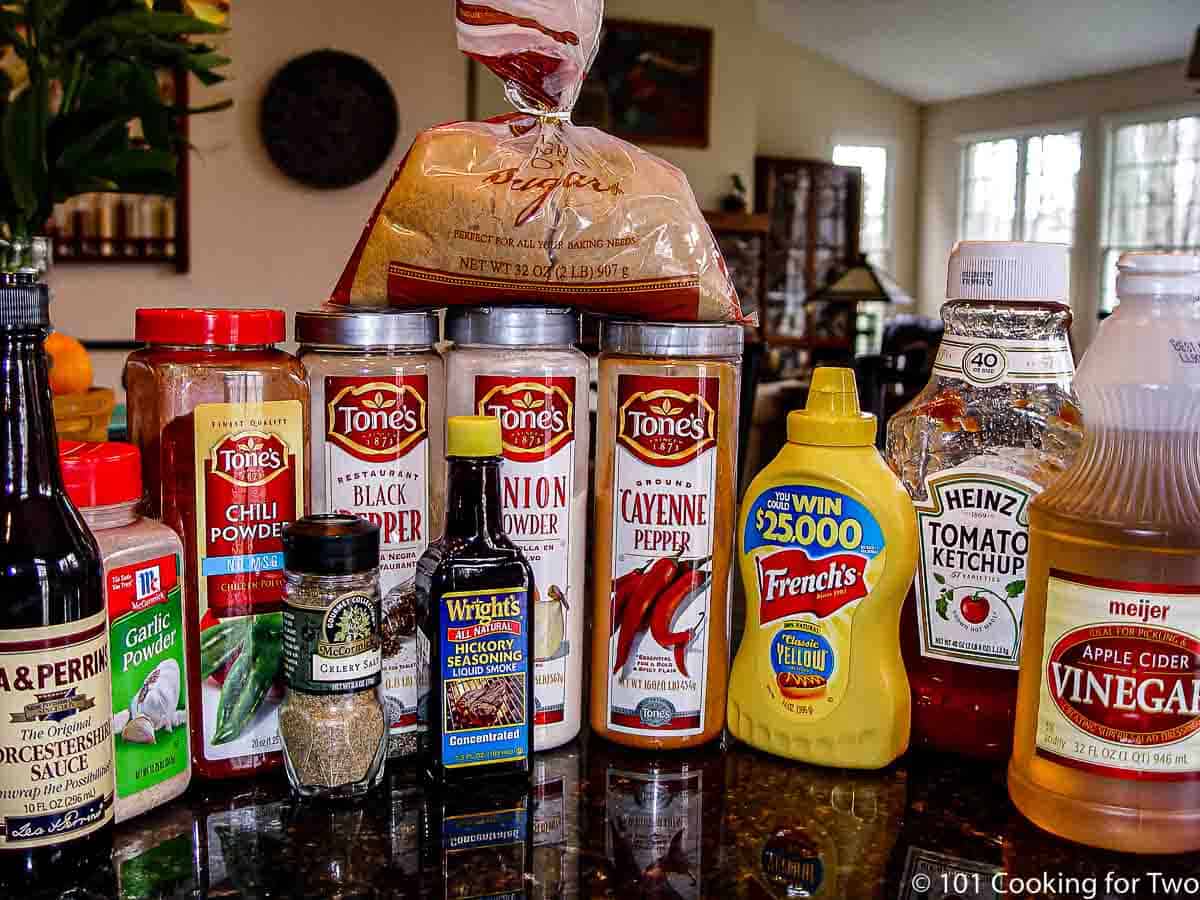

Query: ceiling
left=759, top=0, right=1198, bottom=103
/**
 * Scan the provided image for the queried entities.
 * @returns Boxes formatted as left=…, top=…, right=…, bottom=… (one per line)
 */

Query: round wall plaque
left=260, top=50, right=399, bottom=189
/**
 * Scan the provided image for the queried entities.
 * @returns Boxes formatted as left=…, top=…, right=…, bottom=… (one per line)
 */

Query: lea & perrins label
left=0, top=612, right=114, bottom=848
left=606, top=374, right=720, bottom=736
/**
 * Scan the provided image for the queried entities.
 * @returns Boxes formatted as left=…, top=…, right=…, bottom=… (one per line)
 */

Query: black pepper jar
left=280, top=514, right=386, bottom=800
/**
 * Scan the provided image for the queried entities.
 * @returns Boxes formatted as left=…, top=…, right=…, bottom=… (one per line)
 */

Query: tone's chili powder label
left=606, top=374, right=719, bottom=736
left=440, top=586, right=530, bottom=769
left=474, top=375, right=576, bottom=728
left=0, top=612, right=114, bottom=849
left=323, top=375, right=430, bottom=597
left=1035, top=571, right=1200, bottom=781
left=193, top=400, right=303, bottom=763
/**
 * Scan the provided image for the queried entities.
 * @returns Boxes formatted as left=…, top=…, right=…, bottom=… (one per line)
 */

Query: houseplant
left=0, top=0, right=230, bottom=270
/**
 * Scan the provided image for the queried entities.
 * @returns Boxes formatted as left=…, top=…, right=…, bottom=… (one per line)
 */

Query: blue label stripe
left=201, top=551, right=284, bottom=577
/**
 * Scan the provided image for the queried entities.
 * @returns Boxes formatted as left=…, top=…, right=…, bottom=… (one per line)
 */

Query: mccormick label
left=742, top=485, right=886, bottom=721
left=282, top=590, right=382, bottom=695
left=0, top=611, right=114, bottom=849
left=605, top=765, right=703, bottom=898
left=193, top=400, right=303, bottom=763
left=1035, top=571, right=1200, bottom=781
left=439, top=587, right=530, bottom=770
left=932, top=336, right=1074, bottom=388
left=913, top=466, right=1038, bottom=669
left=108, top=554, right=187, bottom=800
left=323, top=375, right=430, bottom=598
left=606, top=375, right=720, bottom=736
left=475, top=375, right=578, bottom=730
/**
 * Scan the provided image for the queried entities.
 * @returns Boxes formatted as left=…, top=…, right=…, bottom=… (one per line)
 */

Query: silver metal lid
left=446, top=306, right=579, bottom=347
left=295, top=307, right=439, bottom=348
left=601, top=320, right=744, bottom=358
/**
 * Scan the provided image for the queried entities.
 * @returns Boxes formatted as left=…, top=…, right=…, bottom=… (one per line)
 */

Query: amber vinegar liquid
left=1008, top=422, right=1200, bottom=854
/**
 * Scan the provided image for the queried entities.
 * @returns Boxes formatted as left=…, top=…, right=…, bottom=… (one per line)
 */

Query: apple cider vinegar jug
left=1009, top=252, right=1200, bottom=854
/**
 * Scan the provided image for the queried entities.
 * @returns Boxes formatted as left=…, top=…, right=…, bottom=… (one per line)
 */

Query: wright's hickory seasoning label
left=440, top=587, right=530, bottom=769
left=742, top=486, right=886, bottom=722
left=1036, top=571, right=1200, bottom=780
left=607, top=374, right=718, bottom=736
left=914, top=466, right=1037, bottom=669
left=475, top=375, right=577, bottom=727
left=0, top=611, right=114, bottom=849
left=323, top=375, right=430, bottom=597
left=193, top=400, right=302, bottom=763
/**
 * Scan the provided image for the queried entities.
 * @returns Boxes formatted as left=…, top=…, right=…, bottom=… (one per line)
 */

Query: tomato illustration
left=960, top=593, right=990, bottom=625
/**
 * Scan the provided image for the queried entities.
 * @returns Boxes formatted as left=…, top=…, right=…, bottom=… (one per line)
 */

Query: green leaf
left=52, top=111, right=132, bottom=169
left=214, top=622, right=282, bottom=744
left=1005, top=580, right=1025, bottom=599
left=73, top=10, right=225, bottom=46
left=2, top=81, right=48, bottom=226
left=933, top=573, right=946, bottom=586
left=935, top=590, right=950, bottom=621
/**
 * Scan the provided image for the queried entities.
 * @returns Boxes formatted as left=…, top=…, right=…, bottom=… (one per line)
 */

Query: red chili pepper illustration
left=611, top=571, right=644, bottom=635
left=674, top=619, right=706, bottom=679
left=649, top=568, right=710, bottom=677
left=612, top=556, right=679, bottom=674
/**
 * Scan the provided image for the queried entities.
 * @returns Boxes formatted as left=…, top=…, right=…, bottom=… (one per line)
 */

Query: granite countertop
left=47, top=737, right=1200, bottom=899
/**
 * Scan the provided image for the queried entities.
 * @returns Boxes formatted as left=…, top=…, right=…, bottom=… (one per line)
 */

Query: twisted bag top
left=331, top=0, right=746, bottom=323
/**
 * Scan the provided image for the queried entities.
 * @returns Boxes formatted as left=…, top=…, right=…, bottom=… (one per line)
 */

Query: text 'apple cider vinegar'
left=729, top=367, right=917, bottom=768
left=1009, top=252, right=1200, bottom=854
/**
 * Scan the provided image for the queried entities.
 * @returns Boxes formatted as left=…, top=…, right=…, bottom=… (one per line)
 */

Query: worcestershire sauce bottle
left=417, top=416, right=534, bottom=784
left=0, top=274, right=113, bottom=889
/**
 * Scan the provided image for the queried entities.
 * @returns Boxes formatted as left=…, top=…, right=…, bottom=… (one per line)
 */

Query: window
left=1101, top=112, right=1200, bottom=311
left=960, top=130, right=1082, bottom=247
left=833, top=144, right=891, bottom=273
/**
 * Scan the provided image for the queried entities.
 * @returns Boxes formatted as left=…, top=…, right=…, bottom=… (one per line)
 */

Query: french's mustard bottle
left=728, top=367, right=917, bottom=768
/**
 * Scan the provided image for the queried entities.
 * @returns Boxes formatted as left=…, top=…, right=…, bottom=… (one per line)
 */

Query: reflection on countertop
left=44, top=737, right=1200, bottom=899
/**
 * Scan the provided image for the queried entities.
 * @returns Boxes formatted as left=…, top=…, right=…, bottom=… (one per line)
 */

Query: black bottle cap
left=283, top=514, right=380, bottom=576
left=0, top=274, right=50, bottom=330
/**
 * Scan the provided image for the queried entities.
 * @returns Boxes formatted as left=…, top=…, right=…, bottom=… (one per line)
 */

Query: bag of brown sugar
left=330, top=0, right=746, bottom=323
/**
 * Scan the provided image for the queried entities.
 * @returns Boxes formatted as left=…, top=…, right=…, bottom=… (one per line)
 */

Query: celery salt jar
left=60, top=441, right=191, bottom=823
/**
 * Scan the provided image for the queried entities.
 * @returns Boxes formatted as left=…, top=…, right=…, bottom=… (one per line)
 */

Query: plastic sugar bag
left=330, top=0, right=746, bottom=322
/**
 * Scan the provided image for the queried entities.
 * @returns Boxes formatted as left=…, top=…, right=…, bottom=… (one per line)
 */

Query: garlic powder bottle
left=60, top=441, right=190, bottom=823
left=445, top=307, right=589, bottom=751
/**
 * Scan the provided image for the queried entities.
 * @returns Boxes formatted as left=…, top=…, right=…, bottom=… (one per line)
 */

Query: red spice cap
left=135, top=308, right=286, bottom=346
left=59, top=441, right=142, bottom=508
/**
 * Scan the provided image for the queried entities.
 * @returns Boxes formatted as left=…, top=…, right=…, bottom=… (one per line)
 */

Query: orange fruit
left=45, top=331, right=93, bottom=395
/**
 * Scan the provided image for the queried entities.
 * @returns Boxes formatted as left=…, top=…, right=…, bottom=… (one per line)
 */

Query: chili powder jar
left=590, top=321, right=743, bottom=750
left=125, top=308, right=310, bottom=779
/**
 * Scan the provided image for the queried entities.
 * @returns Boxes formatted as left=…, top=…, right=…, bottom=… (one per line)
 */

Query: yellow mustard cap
left=447, top=415, right=503, bottom=457
left=787, top=367, right=876, bottom=447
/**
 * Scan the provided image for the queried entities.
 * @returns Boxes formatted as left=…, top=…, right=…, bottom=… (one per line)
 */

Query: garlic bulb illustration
left=114, top=658, right=187, bottom=740
left=130, top=658, right=182, bottom=730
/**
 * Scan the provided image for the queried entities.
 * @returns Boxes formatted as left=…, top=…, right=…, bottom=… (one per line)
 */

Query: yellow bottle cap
left=787, top=367, right=876, bottom=447
left=447, top=415, right=503, bottom=457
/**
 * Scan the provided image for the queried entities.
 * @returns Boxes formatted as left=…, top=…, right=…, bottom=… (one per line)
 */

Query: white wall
left=58, top=0, right=467, bottom=391
left=918, top=60, right=1196, bottom=349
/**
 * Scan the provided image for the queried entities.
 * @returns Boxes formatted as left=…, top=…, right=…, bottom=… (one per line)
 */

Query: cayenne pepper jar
left=446, top=306, right=589, bottom=752
left=124, top=308, right=309, bottom=780
left=590, top=321, right=742, bottom=750
left=297, top=308, right=444, bottom=764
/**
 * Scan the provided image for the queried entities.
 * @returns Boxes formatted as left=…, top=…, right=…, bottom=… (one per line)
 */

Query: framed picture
left=575, top=19, right=712, bottom=149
